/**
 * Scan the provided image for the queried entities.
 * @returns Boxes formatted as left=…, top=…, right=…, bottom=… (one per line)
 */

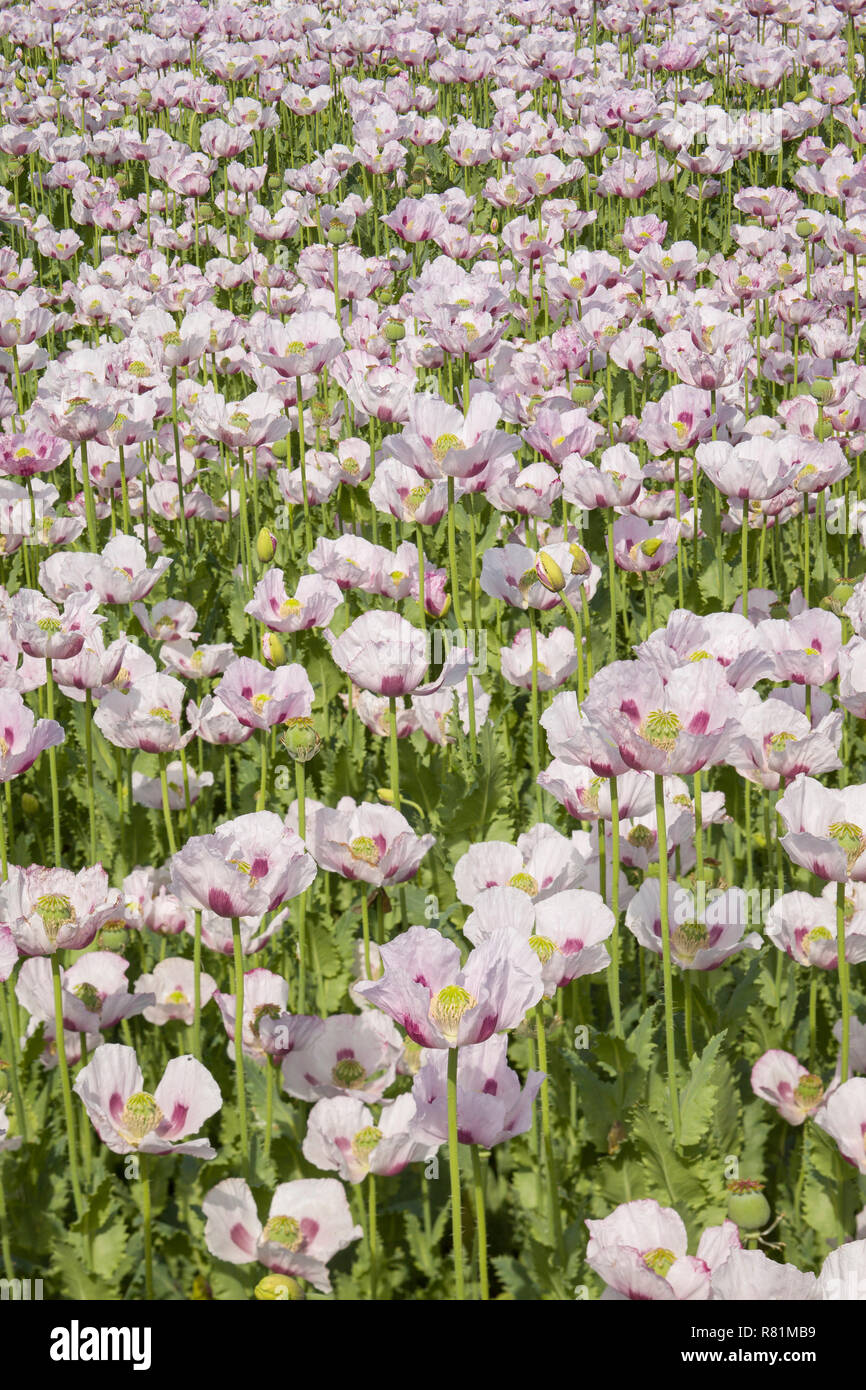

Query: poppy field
left=2, top=0, right=866, bottom=1307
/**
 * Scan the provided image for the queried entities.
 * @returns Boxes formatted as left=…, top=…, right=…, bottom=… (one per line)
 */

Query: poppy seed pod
left=279, top=716, right=321, bottom=762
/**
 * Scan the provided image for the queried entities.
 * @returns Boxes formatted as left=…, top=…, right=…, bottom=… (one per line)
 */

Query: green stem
left=608, top=777, right=622, bottom=1037
left=231, top=916, right=250, bottom=1176
left=654, top=775, right=681, bottom=1143
left=141, top=1152, right=153, bottom=1300
left=535, top=1004, right=565, bottom=1265
left=837, top=881, right=850, bottom=1083
left=45, top=665, right=62, bottom=864
left=471, top=1146, right=489, bottom=1301
left=52, top=953, right=84, bottom=1218
left=528, top=609, right=543, bottom=822
left=447, top=1045, right=465, bottom=1301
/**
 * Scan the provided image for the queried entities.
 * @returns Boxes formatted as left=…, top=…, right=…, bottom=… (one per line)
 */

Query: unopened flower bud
left=255, top=1274, right=304, bottom=1301
left=377, top=788, right=395, bottom=804
left=535, top=550, right=565, bottom=592
left=568, top=543, right=590, bottom=575
left=262, top=632, right=286, bottom=667
left=20, top=793, right=39, bottom=816
left=490, top=216, right=499, bottom=234
left=256, top=527, right=277, bottom=562
left=279, top=716, right=321, bottom=763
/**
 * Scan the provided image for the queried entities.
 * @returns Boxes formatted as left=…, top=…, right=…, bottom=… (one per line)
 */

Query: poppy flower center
left=769, top=731, right=797, bottom=751
left=428, top=983, right=477, bottom=1039
left=35, top=892, right=76, bottom=941
left=640, top=708, right=682, bottom=749
left=149, top=706, right=176, bottom=722
left=262, top=1215, right=304, bottom=1249
left=627, top=824, right=654, bottom=847
left=793, top=1074, right=824, bottom=1111
left=72, top=981, right=101, bottom=1012
left=528, top=934, right=559, bottom=963
left=803, top=925, right=832, bottom=957
left=37, top=617, right=62, bottom=632
left=251, top=1002, right=280, bottom=1036
left=166, top=989, right=187, bottom=1004
left=332, top=1058, right=367, bottom=1088
left=432, top=432, right=464, bottom=462
left=351, top=1125, right=383, bottom=1163
left=118, top=1091, right=163, bottom=1144
left=672, top=919, right=710, bottom=960
left=285, top=341, right=305, bottom=354
left=829, top=821, right=866, bottom=867
left=348, top=836, right=380, bottom=866
left=642, top=1246, right=677, bottom=1277
left=278, top=599, right=302, bottom=615
left=508, top=871, right=538, bottom=895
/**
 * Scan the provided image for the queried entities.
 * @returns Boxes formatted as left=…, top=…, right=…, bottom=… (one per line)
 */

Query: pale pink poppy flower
left=538, top=762, right=654, bottom=823
left=638, top=384, right=714, bottom=455
left=202, top=1176, right=361, bottom=1293
left=563, top=444, right=644, bottom=510
left=216, top=657, right=314, bottom=729
left=0, top=923, right=16, bottom=981
left=159, top=642, right=235, bottom=680
left=383, top=390, right=514, bottom=481
left=500, top=626, right=576, bottom=691
left=302, top=1093, right=437, bottom=1183
left=214, top=967, right=292, bottom=1063
left=412, top=1035, right=544, bottom=1148
left=94, top=673, right=192, bottom=753
left=281, top=1012, right=403, bottom=1104
left=52, top=628, right=127, bottom=700
left=0, top=429, right=66, bottom=479
left=10, top=588, right=100, bottom=660
left=755, top=610, right=842, bottom=686
left=355, top=924, right=543, bottom=1048
left=583, top=659, right=742, bottom=776
left=464, top=885, right=614, bottom=995
left=817, top=1073, right=866, bottom=1173
left=765, top=889, right=866, bottom=968
left=453, top=825, right=583, bottom=906
left=307, top=534, right=386, bottom=592
left=292, top=796, right=435, bottom=888
left=4, top=864, right=122, bottom=956
left=776, top=775, right=866, bottom=882
left=635, top=608, right=775, bottom=690
left=586, top=1200, right=738, bottom=1301
left=132, top=599, right=199, bottom=645
left=254, top=310, right=343, bottom=378
left=186, top=695, right=254, bottom=746
left=839, top=638, right=866, bottom=719
left=0, top=688, right=64, bottom=779
left=613, top=515, right=682, bottom=573
left=626, top=879, right=762, bottom=971
left=328, top=611, right=469, bottom=697
left=15, top=951, right=153, bottom=1033
left=727, top=693, right=842, bottom=789
left=817, top=1241, right=866, bottom=1301
left=91, top=534, right=172, bottom=605
left=751, top=1050, right=830, bottom=1126
left=171, top=811, right=315, bottom=919
left=73, top=1043, right=221, bottom=1158
left=540, top=694, right=633, bottom=778
left=134, top=957, right=218, bottom=1027
left=132, top=762, right=214, bottom=811
left=711, top=1249, right=817, bottom=1301
left=246, top=570, right=342, bottom=633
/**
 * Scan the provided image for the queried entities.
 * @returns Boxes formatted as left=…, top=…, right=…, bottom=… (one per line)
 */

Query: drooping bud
left=262, top=632, right=286, bottom=668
